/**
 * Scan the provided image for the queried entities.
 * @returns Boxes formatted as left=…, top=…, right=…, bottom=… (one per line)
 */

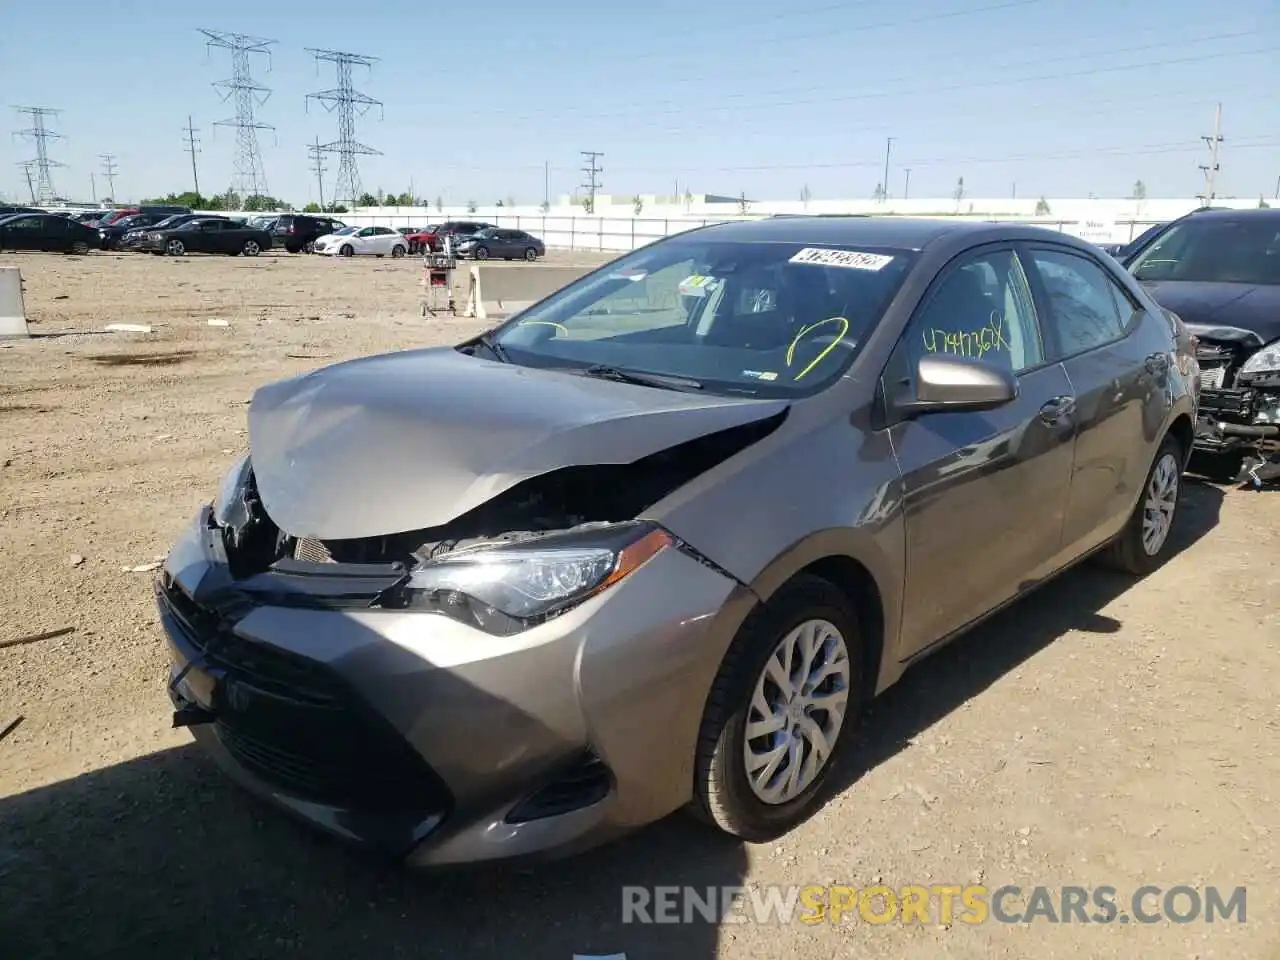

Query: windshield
left=332, top=226, right=358, bottom=236
left=489, top=237, right=916, bottom=397
left=1130, top=217, right=1280, bottom=285
left=151, top=216, right=184, bottom=229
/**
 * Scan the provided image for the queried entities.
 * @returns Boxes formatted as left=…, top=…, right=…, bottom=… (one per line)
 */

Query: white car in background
left=314, top=225, right=408, bottom=258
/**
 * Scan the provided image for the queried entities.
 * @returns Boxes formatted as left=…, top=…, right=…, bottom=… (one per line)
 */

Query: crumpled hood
left=1140, top=281, right=1280, bottom=343
left=248, top=346, right=787, bottom=539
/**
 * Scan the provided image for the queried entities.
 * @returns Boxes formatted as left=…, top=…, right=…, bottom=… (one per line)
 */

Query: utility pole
left=18, top=161, right=36, bottom=203
left=90, top=170, right=97, bottom=204
left=882, top=137, right=894, bottom=201
left=1198, top=102, right=1223, bottom=206
left=13, top=106, right=64, bottom=204
left=1011, top=181, right=1017, bottom=199
left=903, top=168, right=911, bottom=200
left=580, top=150, right=603, bottom=213
left=99, top=154, right=118, bottom=202
left=183, top=115, right=202, bottom=199
left=308, top=136, right=327, bottom=210
left=544, top=160, right=550, bottom=208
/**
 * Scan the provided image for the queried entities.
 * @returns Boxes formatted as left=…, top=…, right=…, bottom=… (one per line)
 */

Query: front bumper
left=157, top=507, right=741, bottom=866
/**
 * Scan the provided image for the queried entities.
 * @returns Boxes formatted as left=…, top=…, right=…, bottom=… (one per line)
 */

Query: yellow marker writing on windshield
left=786, top=316, right=851, bottom=380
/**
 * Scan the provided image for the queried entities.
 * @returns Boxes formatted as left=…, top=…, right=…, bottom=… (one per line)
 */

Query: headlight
left=398, top=521, right=673, bottom=635
left=212, top=454, right=252, bottom=528
left=1240, top=340, right=1280, bottom=377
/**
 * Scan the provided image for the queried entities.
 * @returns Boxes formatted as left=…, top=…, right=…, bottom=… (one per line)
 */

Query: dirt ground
left=1, top=249, right=1277, bottom=959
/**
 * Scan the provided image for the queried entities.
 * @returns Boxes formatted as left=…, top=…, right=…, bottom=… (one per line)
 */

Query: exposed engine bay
left=1190, top=326, right=1280, bottom=487
left=220, top=409, right=787, bottom=580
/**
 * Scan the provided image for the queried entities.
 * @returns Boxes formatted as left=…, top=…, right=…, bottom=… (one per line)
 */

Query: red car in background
left=403, top=220, right=495, bottom=255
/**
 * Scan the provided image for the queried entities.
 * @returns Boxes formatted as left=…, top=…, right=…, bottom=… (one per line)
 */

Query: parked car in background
left=119, top=213, right=204, bottom=250
left=159, top=216, right=1196, bottom=866
left=271, top=214, right=347, bottom=253
left=140, top=216, right=272, bottom=257
left=313, top=225, right=408, bottom=258
left=455, top=227, right=546, bottom=261
left=0, top=205, right=45, bottom=217
left=1122, top=207, right=1280, bottom=485
left=0, top=212, right=100, bottom=253
left=99, top=213, right=168, bottom=250
left=405, top=220, right=495, bottom=253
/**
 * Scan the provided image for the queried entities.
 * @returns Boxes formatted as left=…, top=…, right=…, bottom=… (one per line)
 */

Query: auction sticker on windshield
left=790, top=248, right=894, bottom=271
left=678, top=275, right=721, bottom=297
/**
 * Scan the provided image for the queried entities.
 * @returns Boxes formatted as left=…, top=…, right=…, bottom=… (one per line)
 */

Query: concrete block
left=465, top=264, right=595, bottom=320
left=0, top=267, right=30, bottom=339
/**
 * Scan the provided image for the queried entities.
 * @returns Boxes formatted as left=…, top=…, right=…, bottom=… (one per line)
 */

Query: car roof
left=683, top=215, right=1081, bottom=251
left=1173, top=207, right=1280, bottom=224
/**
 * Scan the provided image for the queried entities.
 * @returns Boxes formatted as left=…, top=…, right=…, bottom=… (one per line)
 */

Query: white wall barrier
left=0, top=266, right=30, bottom=339
left=462, top=264, right=597, bottom=319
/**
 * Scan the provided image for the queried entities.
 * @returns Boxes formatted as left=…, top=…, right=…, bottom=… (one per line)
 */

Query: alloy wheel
left=1141, top=452, right=1180, bottom=556
left=243, top=241, right=260, bottom=256
left=743, top=618, right=851, bottom=805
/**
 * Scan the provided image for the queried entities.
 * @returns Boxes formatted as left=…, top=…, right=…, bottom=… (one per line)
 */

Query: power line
left=200, top=28, right=276, bottom=206
left=306, top=48, right=383, bottom=210
left=183, top=115, right=202, bottom=199
left=99, top=154, right=118, bottom=202
left=308, top=136, right=328, bottom=210
left=1198, top=102, right=1224, bottom=205
left=580, top=151, right=603, bottom=213
left=13, top=106, right=64, bottom=204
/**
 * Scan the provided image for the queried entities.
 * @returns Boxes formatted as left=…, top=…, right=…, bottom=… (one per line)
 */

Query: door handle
left=1039, top=395, right=1076, bottom=424
left=1145, top=353, right=1170, bottom=375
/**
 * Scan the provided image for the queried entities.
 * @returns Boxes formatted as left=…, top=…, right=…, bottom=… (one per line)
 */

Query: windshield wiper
left=474, top=333, right=510, bottom=363
left=580, top=364, right=704, bottom=391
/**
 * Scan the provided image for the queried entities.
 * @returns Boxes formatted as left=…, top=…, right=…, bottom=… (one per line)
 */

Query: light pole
left=883, top=137, right=894, bottom=200
left=903, top=168, right=911, bottom=200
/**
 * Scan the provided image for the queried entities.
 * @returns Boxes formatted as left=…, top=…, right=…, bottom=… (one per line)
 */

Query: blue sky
left=2, top=0, right=1278, bottom=205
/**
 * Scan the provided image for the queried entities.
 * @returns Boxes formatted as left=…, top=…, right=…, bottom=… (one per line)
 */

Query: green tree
left=303, top=202, right=322, bottom=213
left=357, top=192, right=378, bottom=207
left=1035, top=196, right=1052, bottom=216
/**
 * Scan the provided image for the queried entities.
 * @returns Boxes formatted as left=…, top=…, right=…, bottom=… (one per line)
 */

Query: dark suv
left=272, top=214, right=347, bottom=253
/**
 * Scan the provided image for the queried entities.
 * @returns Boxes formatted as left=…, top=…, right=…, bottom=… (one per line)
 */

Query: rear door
left=1020, top=243, right=1174, bottom=556
left=1, top=216, right=45, bottom=251
left=888, top=244, right=1079, bottom=658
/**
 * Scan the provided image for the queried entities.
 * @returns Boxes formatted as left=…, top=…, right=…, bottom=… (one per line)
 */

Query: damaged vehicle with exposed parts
left=1120, top=207, right=1280, bottom=487
left=157, top=216, right=1197, bottom=866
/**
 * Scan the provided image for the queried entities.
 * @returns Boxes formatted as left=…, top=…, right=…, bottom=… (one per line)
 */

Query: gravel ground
left=1, top=250, right=1277, bottom=959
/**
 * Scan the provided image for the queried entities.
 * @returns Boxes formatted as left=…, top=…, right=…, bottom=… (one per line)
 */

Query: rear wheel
left=692, top=574, right=862, bottom=842
left=69, top=240, right=90, bottom=255
left=391, top=245, right=406, bottom=259
left=1100, top=433, right=1184, bottom=575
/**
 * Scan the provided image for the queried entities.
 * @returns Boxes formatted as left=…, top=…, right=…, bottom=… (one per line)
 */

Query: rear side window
left=1026, top=248, right=1136, bottom=358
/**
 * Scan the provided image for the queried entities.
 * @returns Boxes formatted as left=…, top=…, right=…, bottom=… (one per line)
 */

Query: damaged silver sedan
left=157, top=216, right=1198, bottom=865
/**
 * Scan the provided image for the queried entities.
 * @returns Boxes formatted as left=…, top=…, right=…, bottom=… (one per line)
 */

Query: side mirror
left=894, top=354, right=1018, bottom=417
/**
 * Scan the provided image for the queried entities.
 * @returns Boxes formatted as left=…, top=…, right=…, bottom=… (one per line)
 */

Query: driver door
left=887, top=245, right=1078, bottom=659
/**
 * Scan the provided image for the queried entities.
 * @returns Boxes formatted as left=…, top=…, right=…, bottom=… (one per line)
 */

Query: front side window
left=1027, top=248, right=1132, bottom=356
left=900, top=248, right=1044, bottom=375
left=1128, top=217, right=1280, bottom=285
left=490, top=238, right=917, bottom=397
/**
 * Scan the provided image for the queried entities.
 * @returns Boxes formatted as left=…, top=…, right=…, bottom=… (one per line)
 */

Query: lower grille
left=293, top=537, right=335, bottom=563
left=506, top=752, right=612, bottom=823
left=1200, top=364, right=1228, bottom=391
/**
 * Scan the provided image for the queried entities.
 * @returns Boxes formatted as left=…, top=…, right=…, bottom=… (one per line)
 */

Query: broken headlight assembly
left=398, top=521, right=674, bottom=635
left=1239, top=340, right=1280, bottom=378
left=212, top=454, right=252, bottom=528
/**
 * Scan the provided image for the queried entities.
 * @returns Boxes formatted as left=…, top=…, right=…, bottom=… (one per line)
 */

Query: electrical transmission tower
left=306, top=48, right=382, bottom=210
left=308, top=136, right=328, bottom=211
left=1197, top=102, right=1224, bottom=207
left=13, top=106, right=64, bottom=204
left=183, top=116, right=202, bottom=198
left=200, top=28, right=276, bottom=206
left=99, top=154, right=118, bottom=201
left=580, top=151, right=603, bottom=213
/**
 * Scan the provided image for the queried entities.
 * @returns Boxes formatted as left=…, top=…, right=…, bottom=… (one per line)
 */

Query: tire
left=242, top=240, right=261, bottom=257
left=391, top=245, right=406, bottom=259
left=340, top=244, right=353, bottom=257
left=524, top=247, right=538, bottom=262
left=691, top=574, right=863, bottom=842
left=474, top=246, right=489, bottom=261
left=1099, top=433, right=1184, bottom=575
left=166, top=239, right=185, bottom=257
left=69, top=241, right=89, bottom=255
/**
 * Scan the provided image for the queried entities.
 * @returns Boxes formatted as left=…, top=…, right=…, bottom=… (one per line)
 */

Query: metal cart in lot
left=420, top=250, right=459, bottom=317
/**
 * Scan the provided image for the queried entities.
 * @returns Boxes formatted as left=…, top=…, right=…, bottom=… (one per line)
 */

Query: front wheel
left=1100, top=433, right=1184, bottom=575
left=241, top=240, right=261, bottom=257
left=473, top=246, right=489, bottom=261
left=165, top=239, right=185, bottom=257
left=340, top=244, right=353, bottom=257
left=691, top=574, right=862, bottom=842
left=524, top=247, right=538, bottom=261
left=69, top=241, right=90, bottom=255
